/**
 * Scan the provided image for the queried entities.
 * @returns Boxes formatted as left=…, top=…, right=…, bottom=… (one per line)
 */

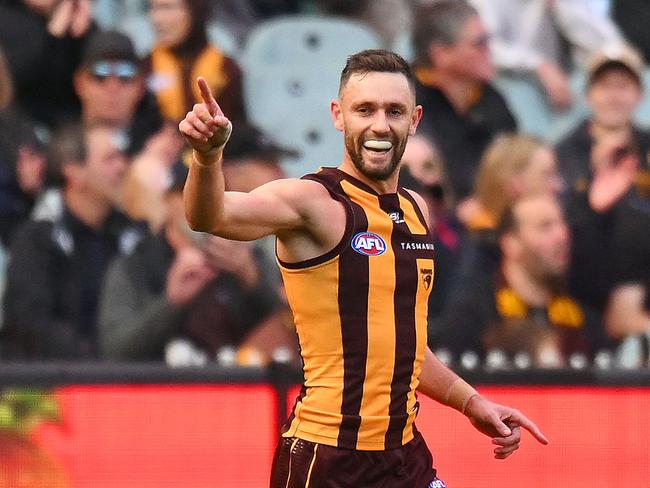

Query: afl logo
left=352, top=232, right=387, bottom=256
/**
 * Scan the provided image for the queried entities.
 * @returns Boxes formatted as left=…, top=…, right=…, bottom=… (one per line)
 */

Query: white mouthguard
left=363, top=140, right=393, bottom=150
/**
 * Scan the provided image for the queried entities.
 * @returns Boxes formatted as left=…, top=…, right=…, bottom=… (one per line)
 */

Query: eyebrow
left=350, top=100, right=410, bottom=111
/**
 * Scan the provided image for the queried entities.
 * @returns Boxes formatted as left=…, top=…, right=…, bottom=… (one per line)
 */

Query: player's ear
left=331, top=100, right=344, bottom=132
left=410, top=105, right=423, bottom=135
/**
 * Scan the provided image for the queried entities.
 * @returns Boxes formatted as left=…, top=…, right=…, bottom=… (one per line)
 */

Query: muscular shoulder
left=257, top=177, right=347, bottom=259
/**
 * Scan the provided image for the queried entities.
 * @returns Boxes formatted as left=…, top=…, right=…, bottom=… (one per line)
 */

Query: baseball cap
left=81, top=30, right=139, bottom=67
left=223, top=123, right=299, bottom=163
left=587, top=44, right=645, bottom=87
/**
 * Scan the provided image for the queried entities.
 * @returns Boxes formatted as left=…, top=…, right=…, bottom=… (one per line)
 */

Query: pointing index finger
left=509, top=411, right=549, bottom=445
left=197, top=77, right=222, bottom=117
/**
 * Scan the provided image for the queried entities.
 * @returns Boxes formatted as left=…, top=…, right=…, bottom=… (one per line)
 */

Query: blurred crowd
left=0, top=0, right=648, bottom=371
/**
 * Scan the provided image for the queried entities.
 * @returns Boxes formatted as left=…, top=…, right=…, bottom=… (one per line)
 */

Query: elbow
left=184, top=208, right=223, bottom=234
left=185, top=213, right=212, bottom=233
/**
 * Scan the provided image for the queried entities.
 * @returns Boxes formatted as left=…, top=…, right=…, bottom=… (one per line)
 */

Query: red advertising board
left=288, top=385, right=650, bottom=488
left=24, top=384, right=650, bottom=487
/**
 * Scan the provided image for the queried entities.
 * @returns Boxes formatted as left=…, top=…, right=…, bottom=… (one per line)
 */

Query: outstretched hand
left=178, top=77, right=232, bottom=158
left=464, top=395, right=549, bottom=459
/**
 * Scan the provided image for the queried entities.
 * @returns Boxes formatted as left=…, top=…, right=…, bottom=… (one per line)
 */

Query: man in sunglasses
left=73, top=30, right=164, bottom=156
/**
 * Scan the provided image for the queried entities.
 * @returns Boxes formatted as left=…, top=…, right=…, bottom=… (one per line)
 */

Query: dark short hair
left=339, top=49, right=415, bottom=93
left=47, top=122, right=122, bottom=185
left=46, top=122, right=87, bottom=187
left=412, top=1, right=478, bottom=67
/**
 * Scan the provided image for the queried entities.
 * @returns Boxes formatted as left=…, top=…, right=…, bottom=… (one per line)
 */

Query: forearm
left=417, top=347, right=479, bottom=414
left=183, top=148, right=226, bottom=233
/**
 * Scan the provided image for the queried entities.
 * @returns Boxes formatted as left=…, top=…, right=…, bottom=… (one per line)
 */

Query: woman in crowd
left=146, top=0, right=246, bottom=124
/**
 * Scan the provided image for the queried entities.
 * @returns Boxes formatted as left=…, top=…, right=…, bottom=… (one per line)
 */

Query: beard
left=344, top=129, right=407, bottom=181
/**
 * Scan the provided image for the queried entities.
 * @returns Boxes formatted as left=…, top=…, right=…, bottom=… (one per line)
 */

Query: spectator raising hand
left=46, top=0, right=92, bottom=38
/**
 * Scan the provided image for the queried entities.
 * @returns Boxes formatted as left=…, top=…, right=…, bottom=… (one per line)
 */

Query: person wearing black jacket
left=1, top=122, right=145, bottom=359
left=555, top=46, right=650, bottom=345
left=0, top=0, right=95, bottom=129
left=411, top=1, right=517, bottom=200
left=98, top=165, right=294, bottom=363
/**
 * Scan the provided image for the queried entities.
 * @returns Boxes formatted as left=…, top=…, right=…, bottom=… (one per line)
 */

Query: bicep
left=215, top=182, right=305, bottom=241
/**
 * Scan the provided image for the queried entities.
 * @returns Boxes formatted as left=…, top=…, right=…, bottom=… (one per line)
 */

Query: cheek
left=176, top=13, right=192, bottom=40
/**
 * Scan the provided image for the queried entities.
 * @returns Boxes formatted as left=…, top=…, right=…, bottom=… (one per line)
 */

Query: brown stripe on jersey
left=336, top=181, right=370, bottom=449
left=379, top=193, right=419, bottom=448
left=398, top=188, right=430, bottom=234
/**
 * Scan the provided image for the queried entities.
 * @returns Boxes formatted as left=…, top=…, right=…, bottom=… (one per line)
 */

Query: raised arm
left=179, top=77, right=306, bottom=241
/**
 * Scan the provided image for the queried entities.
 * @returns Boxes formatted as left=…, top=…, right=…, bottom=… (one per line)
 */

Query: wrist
left=444, top=377, right=479, bottom=414
left=193, top=148, right=223, bottom=168
left=463, top=392, right=482, bottom=416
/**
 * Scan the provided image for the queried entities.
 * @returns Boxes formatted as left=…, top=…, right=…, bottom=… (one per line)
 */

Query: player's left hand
left=464, top=395, right=549, bottom=459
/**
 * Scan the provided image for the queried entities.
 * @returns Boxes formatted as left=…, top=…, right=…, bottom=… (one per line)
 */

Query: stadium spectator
left=450, top=134, right=564, bottom=314
left=459, top=133, right=563, bottom=234
left=0, top=46, right=47, bottom=247
left=555, top=45, right=650, bottom=340
left=1, top=123, right=145, bottom=359
left=315, top=0, right=411, bottom=46
left=146, top=0, right=246, bottom=124
left=612, top=0, right=650, bottom=66
left=399, top=134, right=461, bottom=318
left=120, top=124, right=185, bottom=232
left=411, top=0, right=517, bottom=200
left=555, top=45, right=650, bottom=355
left=470, top=0, right=625, bottom=110
left=0, top=0, right=95, bottom=129
left=73, top=29, right=165, bottom=156
left=98, top=164, right=296, bottom=364
left=178, top=0, right=304, bottom=46
left=221, top=123, right=295, bottom=193
left=431, top=194, right=606, bottom=365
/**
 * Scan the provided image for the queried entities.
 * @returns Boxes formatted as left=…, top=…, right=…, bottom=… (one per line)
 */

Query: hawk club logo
left=351, top=232, right=387, bottom=256
left=420, top=267, right=433, bottom=290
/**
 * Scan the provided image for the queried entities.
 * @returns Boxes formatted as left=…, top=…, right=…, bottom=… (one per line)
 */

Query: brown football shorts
left=269, top=430, right=446, bottom=488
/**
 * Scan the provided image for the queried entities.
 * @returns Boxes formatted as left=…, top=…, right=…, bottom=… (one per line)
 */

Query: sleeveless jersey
left=278, top=168, right=436, bottom=450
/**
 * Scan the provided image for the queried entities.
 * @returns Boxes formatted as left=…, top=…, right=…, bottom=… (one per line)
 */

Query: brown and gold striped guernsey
left=278, top=167, right=436, bottom=451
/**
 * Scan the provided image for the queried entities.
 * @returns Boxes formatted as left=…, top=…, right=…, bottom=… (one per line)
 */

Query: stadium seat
left=492, top=73, right=555, bottom=139
left=243, top=61, right=343, bottom=177
left=242, top=15, right=382, bottom=70
left=241, top=15, right=382, bottom=176
left=391, top=30, right=414, bottom=63
left=117, top=14, right=155, bottom=57
left=545, top=70, right=590, bottom=143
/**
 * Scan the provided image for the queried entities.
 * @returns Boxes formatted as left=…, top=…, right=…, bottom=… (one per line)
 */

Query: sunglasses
left=89, top=61, right=139, bottom=83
